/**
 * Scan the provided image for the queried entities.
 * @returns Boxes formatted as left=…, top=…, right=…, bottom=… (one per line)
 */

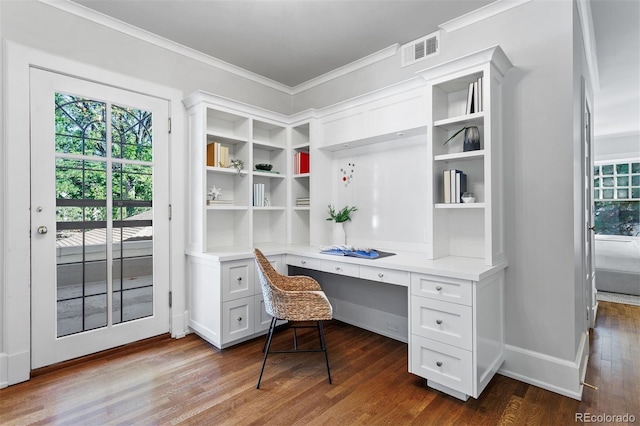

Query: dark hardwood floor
left=1, top=301, right=638, bottom=425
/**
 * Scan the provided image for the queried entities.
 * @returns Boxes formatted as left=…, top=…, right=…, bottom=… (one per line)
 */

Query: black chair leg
left=257, top=317, right=278, bottom=389
left=318, top=321, right=332, bottom=384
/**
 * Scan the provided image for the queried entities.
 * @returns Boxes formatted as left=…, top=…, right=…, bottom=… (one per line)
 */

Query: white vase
left=332, top=222, right=346, bottom=245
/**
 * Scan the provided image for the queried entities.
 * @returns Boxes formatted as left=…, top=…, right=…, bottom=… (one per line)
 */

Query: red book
left=299, top=152, right=309, bottom=174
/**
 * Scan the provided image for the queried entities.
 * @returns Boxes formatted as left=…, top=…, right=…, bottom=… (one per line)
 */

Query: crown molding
left=290, top=44, right=399, bottom=95
left=38, top=0, right=294, bottom=94
left=576, top=0, right=601, bottom=92
left=439, top=0, right=531, bottom=33
left=38, top=0, right=401, bottom=96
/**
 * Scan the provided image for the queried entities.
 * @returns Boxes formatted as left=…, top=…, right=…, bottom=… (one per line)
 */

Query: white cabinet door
left=222, top=296, right=255, bottom=343
left=222, top=260, right=254, bottom=301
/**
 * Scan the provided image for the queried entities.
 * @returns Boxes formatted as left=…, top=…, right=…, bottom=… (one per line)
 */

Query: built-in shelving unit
left=290, top=121, right=311, bottom=245
left=419, top=46, right=512, bottom=266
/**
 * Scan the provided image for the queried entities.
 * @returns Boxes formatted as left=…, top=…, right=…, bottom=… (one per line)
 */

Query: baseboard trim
left=499, top=337, right=587, bottom=401
left=0, top=352, right=7, bottom=388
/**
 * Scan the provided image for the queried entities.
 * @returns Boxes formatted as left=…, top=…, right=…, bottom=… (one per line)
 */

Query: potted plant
left=326, top=204, right=358, bottom=245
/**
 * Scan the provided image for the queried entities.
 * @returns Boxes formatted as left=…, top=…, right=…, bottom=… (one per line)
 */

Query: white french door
left=30, top=68, right=171, bottom=369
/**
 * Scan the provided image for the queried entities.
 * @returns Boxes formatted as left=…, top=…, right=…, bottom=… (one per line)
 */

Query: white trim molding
left=576, top=0, right=601, bottom=92
left=499, top=332, right=590, bottom=401
left=439, top=0, right=532, bottom=33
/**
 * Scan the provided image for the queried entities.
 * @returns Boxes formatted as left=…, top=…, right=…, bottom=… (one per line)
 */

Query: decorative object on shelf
left=326, top=204, right=358, bottom=245
left=340, top=162, right=355, bottom=187
left=255, top=163, right=273, bottom=171
left=230, top=158, right=244, bottom=174
left=463, top=126, right=481, bottom=152
left=462, top=192, right=476, bottom=203
left=207, top=186, right=221, bottom=201
left=443, top=126, right=480, bottom=152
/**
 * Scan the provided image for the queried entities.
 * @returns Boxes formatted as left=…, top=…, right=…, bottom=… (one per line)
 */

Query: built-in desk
left=185, top=244, right=506, bottom=401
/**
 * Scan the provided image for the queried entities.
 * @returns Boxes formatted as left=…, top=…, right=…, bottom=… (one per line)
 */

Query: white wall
left=594, top=132, right=640, bottom=162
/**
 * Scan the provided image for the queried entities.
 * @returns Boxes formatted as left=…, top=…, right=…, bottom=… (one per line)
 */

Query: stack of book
left=465, top=76, right=483, bottom=115
left=207, top=199, right=232, bottom=206
left=296, top=197, right=310, bottom=207
left=253, top=183, right=266, bottom=207
left=293, top=151, right=309, bottom=174
left=443, top=169, right=467, bottom=203
left=206, top=142, right=230, bottom=168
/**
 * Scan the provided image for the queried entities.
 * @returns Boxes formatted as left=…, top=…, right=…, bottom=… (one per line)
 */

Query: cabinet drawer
left=321, top=260, right=359, bottom=277
left=411, top=296, right=472, bottom=350
left=411, top=274, right=472, bottom=306
left=222, top=297, right=255, bottom=343
left=222, top=260, right=254, bottom=302
left=286, top=255, right=322, bottom=270
left=360, top=266, right=409, bottom=287
left=410, top=335, right=472, bottom=396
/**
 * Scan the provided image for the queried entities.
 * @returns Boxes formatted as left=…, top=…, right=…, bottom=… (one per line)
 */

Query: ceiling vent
left=401, top=31, right=440, bottom=67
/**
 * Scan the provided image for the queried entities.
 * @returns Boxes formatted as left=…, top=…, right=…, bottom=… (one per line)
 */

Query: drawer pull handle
left=436, top=361, right=443, bottom=367
left=436, top=319, right=443, bottom=325
left=301, top=260, right=306, bottom=265
left=237, top=316, right=242, bottom=322
left=237, top=277, right=242, bottom=282
left=435, top=285, right=443, bottom=291
left=378, top=273, right=384, bottom=278
left=335, top=266, right=341, bottom=271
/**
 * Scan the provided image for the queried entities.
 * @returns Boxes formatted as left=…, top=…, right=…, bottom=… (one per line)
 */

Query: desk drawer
left=360, top=265, right=410, bottom=287
left=321, top=260, right=359, bottom=277
left=222, top=259, right=254, bottom=302
left=411, top=274, right=472, bottom=306
left=285, top=255, right=322, bottom=270
left=411, top=296, right=472, bottom=350
left=410, top=335, right=472, bottom=396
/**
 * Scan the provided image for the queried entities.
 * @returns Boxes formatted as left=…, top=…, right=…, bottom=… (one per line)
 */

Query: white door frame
left=1, top=41, right=186, bottom=387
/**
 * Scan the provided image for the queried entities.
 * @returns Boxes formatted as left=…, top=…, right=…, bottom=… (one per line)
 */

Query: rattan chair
left=253, top=248, right=333, bottom=389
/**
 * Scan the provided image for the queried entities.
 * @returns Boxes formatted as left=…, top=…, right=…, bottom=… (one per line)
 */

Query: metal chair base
left=256, top=317, right=332, bottom=389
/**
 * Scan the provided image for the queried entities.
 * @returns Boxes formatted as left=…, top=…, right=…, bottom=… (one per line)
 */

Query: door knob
left=37, top=226, right=48, bottom=234
left=588, top=226, right=596, bottom=231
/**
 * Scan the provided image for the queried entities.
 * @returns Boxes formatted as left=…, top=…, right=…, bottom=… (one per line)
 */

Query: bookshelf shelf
left=435, top=202, right=485, bottom=209
left=434, top=112, right=485, bottom=130
left=206, top=205, right=248, bottom=211
left=434, top=150, right=485, bottom=162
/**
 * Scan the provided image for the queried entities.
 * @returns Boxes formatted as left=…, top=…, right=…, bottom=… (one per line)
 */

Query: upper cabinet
left=418, top=45, right=512, bottom=266
left=316, top=81, right=429, bottom=151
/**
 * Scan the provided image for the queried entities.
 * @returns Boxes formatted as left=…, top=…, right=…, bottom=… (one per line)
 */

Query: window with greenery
left=594, top=160, right=640, bottom=236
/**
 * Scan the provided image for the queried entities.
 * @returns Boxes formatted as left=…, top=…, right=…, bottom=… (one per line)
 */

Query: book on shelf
left=296, top=197, right=310, bottom=206
left=443, top=169, right=467, bottom=203
left=206, top=142, right=230, bottom=168
left=253, top=183, right=266, bottom=207
left=464, top=76, right=484, bottom=114
left=293, top=151, right=310, bottom=174
left=207, top=199, right=232, bottom=205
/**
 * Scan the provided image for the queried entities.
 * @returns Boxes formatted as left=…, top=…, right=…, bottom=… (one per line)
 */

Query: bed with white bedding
left=595, top=237, right=640, bottom=296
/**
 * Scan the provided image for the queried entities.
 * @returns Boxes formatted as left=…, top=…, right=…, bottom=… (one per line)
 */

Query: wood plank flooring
left=1, top=301, right=638, bottom=425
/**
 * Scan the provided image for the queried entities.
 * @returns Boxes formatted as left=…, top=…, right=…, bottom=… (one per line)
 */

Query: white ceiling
left=71, top=0, right=639, bottom=138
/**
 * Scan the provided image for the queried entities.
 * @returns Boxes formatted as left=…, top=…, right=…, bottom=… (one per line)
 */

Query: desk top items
left=320, top=245, right=380, bottom=259
left=326, top=204, right=358, bottom=223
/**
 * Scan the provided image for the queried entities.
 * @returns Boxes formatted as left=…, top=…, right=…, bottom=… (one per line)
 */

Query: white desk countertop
left=186, top=244, right=507, bottom=282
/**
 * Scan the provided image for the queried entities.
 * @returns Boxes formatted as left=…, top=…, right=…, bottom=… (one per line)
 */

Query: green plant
left=443, top=126, right=470, bottom=145
left=326, top=204, right=358, bottom=223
